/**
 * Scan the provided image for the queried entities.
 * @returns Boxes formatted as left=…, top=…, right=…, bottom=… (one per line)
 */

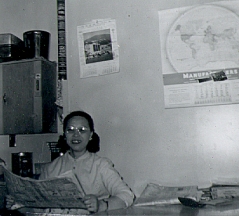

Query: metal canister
left=23, top=30, right=50, bottom=59
left=12, top=152, right=33, bottom=177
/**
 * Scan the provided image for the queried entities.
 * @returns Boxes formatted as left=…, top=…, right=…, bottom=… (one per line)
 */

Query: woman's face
left=65, top=116, right=93, bottom=157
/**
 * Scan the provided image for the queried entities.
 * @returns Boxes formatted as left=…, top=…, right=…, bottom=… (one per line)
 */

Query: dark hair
left=62, top=111, right=100, bottom=153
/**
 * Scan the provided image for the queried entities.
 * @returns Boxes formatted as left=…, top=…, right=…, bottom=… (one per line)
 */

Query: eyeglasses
left=66, top=126, right=89, bottom=134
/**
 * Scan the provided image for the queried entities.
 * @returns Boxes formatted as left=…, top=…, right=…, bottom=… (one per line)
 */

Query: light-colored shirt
left=39, top=151, right=135, bottom=207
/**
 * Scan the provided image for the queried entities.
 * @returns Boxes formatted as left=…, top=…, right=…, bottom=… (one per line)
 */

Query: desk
left=95, top=199, right=239, bottom=215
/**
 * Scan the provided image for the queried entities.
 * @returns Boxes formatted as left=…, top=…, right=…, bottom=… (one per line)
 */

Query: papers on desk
left=200, top=177, right=239, bottom=200
left=134, top=181, right=239, bottom=207
left=134, top=183, right=200, bottom=206
left=2, top=165, right=86, bottom=209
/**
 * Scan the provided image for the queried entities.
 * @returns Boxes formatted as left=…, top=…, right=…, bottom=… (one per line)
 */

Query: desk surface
left=95, top=199, right=239, bottom=215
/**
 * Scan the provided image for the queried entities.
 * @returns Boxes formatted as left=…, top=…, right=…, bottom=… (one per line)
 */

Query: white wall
left=1, top=0, right=239, bottom=198
left=65, top=0, right=239, bottom=196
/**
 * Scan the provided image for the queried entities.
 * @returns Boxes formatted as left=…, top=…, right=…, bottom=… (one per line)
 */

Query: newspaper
left=2, top=165, right=86, bottom=209
left=134, top=183, right=200, bottom=206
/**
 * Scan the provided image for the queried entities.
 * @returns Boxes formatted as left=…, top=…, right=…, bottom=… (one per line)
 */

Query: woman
left=7, top=110, right=135, bottom=214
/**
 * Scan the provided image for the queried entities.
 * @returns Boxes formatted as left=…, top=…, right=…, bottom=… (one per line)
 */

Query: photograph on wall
left=84, top=29, right=113, bottom=64
left=158, top=1, right=239, bottom=108
left=77, top=19, right=119, bottom=78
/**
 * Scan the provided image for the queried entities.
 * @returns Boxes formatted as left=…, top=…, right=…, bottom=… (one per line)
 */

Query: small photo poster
left=77, top=19, right=119, bottom=78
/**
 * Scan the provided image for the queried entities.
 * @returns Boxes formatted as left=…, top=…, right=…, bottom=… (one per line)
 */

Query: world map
left=166, top=5, right=239, bottom=72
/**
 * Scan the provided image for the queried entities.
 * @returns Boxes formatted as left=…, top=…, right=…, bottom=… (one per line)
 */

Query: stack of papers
left=134, top=183, right=200, bottom=206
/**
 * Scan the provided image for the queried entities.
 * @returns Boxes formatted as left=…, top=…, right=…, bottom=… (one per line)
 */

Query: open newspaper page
left=2, top=165, right=86, bottom=209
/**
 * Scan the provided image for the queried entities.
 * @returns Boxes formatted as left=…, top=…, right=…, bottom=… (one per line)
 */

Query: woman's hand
left=82, top=194, right=99, bottom=213
left=5, top=195, right=15, bottom=209
left=5, top=195, right=24, bottom=210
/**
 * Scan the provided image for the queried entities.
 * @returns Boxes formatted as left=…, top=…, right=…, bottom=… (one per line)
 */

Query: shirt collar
left=66, top=151, right=94, bottom=172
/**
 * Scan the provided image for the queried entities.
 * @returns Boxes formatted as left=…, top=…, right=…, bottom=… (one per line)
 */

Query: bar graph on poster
left=158, top=1, right=239, bottom=108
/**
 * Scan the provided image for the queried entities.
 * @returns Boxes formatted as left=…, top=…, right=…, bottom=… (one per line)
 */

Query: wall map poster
left=158, top=1, right=239, bottom=108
